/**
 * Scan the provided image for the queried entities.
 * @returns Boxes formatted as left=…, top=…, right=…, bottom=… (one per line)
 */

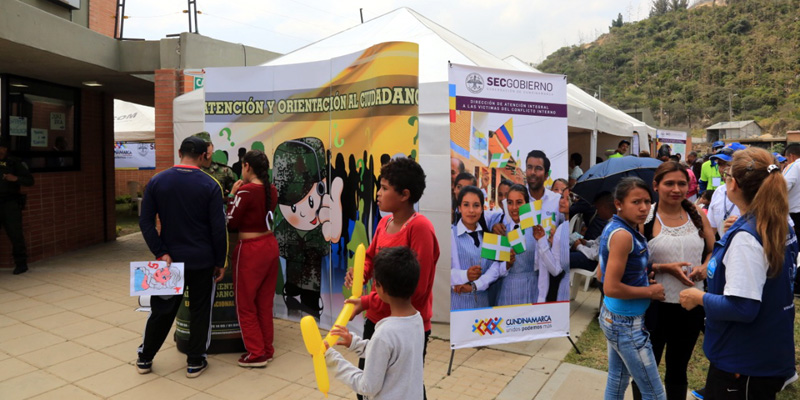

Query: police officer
left=192, top=132, right=237, bottom=196
left=0, top=138, right=34, bottom=274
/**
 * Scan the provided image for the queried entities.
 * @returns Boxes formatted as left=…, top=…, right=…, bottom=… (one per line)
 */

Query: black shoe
left=13, top=264, right=28, bottom=275
left=186, top=359, right=208, bottom=378
left=136, top=358, right=152, bottom=374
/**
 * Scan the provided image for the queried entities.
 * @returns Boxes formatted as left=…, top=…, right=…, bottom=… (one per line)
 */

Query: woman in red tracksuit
left=227, top=150, right=279, bottom=368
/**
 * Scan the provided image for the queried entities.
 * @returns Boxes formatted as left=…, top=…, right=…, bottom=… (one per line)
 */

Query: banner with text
left=204, top=42, right=419, bottom=334
left=449, top=64, right=570, bottom=349
left=656, top=130, right=688, bottom=159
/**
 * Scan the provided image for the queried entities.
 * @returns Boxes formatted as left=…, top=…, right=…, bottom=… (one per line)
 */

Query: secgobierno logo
left=465, top=73, right=484, bottom=94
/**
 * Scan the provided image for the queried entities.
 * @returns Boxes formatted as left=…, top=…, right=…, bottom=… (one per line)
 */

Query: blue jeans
left=599, top=305, right=666, bottom=400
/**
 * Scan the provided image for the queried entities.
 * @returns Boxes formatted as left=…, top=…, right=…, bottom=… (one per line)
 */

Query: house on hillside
left=705, top=120, right=762, bottom=142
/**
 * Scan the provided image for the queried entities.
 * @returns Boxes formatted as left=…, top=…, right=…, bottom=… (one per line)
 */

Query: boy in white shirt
left=325, top=246, right=424, bottom=400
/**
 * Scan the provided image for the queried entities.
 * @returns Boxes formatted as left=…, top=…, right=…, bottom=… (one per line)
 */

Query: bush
left=116, top=195, right=131, bottom=204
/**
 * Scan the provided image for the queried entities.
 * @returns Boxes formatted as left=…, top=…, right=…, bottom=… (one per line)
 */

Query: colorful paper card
left=130, top=261, right=185, bottom=296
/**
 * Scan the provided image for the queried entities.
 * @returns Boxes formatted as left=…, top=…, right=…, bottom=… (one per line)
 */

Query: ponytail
left=729, top=147, right=788, bottom=277
left=242, top=149, right=272, bottom=217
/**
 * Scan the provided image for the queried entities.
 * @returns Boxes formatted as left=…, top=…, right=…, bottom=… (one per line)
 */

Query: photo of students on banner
left=449, top=64, right=570, bottom=349
left=201, top=41, right=419, bottom=336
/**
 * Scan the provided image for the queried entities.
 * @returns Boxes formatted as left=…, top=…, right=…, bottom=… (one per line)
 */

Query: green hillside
left=537, top=0, right=800, bottom=135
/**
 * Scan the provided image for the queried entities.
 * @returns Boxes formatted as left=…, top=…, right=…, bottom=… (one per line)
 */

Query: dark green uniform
left=0, top=156, right=34, bottom=272
left=202, top=162, right=237, bottom=196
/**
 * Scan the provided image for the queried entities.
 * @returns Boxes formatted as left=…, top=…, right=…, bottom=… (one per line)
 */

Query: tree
left=650, top=0, right=670, bottom=17
left=669, top=0, right=689, bottom=11
left=610, top=13, right=624, bottom=30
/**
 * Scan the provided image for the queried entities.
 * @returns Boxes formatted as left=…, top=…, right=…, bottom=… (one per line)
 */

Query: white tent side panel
left=173, top=89, right=206, bottom=164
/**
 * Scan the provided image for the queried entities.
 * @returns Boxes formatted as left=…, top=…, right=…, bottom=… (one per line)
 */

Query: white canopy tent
left=172, top=8, right=572, bottom=322
left=114, top=99, right=155, bottom=142
left=173, top=88, right=206, bottom=164
left=503, top=56, right=655, bottom=166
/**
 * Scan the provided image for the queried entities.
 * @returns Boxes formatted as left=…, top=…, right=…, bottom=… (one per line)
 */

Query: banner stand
left=445, top=336, right=581, bottom=376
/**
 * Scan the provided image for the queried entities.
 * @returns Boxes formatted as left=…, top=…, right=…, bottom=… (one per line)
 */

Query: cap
left=710, top=147, right=736, bottom=163
left=192, top=131, right=212, bottom=144
left=712, top=140, right=725, bottom=149
left=774, top=152, right=787, bottom=163
left=180, top=136, right=208, bottom=157
left=727, top=142, right=746, bottom=151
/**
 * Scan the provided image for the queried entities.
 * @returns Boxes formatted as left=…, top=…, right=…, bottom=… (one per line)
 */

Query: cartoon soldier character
left=273, top=137, right=343, bottom=318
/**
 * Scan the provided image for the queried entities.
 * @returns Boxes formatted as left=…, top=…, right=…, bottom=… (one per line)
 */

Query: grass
left=115, top=203, right=141, bottom=237
left=565, top=299, right=800, bottom=399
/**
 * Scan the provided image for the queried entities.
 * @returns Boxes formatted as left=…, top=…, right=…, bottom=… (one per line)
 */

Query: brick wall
left=114, top=169, right=157, bottom=198
left=0, top=91, right=115, bottom=269
left=89, top=0, right=117, bottom=37
left=155, top=69, right=187, bottom=172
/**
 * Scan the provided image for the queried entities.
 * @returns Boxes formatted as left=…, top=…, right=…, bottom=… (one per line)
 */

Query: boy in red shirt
left=345, top=157, right=439, bottom=399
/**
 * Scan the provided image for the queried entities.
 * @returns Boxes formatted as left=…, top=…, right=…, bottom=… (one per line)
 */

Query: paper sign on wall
left=10, top=117, right=26, bottom=136
left=50, top=113, right=66, bottom=130
left=31, top=129, right=48, bottom=147
left=130, top=261, right=185, bottom=296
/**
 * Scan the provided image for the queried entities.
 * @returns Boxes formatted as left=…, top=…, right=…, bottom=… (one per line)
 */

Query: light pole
left=728, top=92, right=737, bottom=121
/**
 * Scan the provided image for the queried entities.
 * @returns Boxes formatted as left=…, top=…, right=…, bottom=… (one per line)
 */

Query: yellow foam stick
left=300, top=316, right=330, bottom=397
left=323, top=244, right=366, bottom=348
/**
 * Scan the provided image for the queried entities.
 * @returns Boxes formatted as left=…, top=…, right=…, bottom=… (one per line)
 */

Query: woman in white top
left=635, top=161, right=715, bottom=400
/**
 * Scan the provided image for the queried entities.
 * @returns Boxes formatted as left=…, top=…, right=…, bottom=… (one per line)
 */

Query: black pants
left=138, top=267, right=215, bottom=365
left=357, top=319, right=431, bottom=400
left=705, top=364, right=785, bottom=400
left=647, top=302, right=705, bottom=385
left=0, top=198, right=26, bottom=266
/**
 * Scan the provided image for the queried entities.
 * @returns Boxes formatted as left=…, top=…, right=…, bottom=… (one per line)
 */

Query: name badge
left=712, top=177, right=721, bottom=187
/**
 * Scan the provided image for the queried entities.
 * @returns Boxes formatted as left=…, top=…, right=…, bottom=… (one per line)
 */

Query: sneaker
left=238, top=353, right=271, bottom=368
left=690, top=387, right=705, bottom=400
left=782, top=372, right=799, bottom=391
left=186, top=359, right=208, bottom=378
left=13, top=264, right=28, bottom=275
left=136, top=358, right=152, bottom=374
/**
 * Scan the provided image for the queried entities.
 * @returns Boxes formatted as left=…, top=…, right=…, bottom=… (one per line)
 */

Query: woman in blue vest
left=680, top=147, right=798, bottom=399
left=450, top=186, right=503, bottom=310
left=599, top=177, right=667, bottom=400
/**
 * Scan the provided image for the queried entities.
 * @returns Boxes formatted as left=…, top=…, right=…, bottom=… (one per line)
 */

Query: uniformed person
left=192, top=132, right=237, bottom=196
left=0, top=138, right=34, bottom=274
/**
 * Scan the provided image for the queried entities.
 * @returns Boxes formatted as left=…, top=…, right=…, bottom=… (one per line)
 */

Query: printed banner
left=449, top=64, right=570, bottom=349
left=203, top=42, right=419, bottom=335
left=656, top=130, right=688, bottom=159
left=115, top=142, right=156, bottom=170
left=130, top=261, right=185, bottom=296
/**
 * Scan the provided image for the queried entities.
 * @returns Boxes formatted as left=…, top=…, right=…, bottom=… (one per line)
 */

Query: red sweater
left=360, top=213, right=439, bottom=331
left=227, top=183, right=278, bottom=232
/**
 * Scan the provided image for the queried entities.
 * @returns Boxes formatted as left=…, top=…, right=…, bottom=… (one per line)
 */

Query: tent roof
left=114, top=99, right=154, bottom=142
left=263, top=7, right=511, bottom=83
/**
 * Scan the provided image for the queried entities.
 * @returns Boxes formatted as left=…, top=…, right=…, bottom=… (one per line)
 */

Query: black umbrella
left=572, top=156, right=662, bottom=202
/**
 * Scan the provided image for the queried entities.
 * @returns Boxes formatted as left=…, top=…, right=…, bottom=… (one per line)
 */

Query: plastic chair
left=570, top=264, right=598, bottom=301
left=127, top=181, right=143, bottom=216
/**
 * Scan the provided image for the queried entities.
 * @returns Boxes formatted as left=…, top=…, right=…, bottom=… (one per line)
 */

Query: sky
left=121, top=0, right=654, bottom=64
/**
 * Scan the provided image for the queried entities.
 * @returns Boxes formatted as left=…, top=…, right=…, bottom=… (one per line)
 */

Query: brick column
left=154, top=69, right=185, bottom=172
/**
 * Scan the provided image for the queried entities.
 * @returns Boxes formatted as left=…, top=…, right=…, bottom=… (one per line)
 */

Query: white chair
left=570, top=266, right=598, bottom=300
left=127, top=181, right=143, bottom=216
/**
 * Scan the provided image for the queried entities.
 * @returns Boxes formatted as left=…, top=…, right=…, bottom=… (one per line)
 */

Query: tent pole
left=590, top=129, right=598, bottom=167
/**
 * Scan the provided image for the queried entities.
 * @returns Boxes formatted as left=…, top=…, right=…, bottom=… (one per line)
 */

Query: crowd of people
left=574, top=140, right=799, bottom=400
left=136, top=131, right=798, bottom=399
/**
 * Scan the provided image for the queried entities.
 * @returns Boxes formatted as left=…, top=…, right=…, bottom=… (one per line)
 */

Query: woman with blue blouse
left=450, top=186, right=503, bottom=310
left=599, top=177, right=667, bottom=400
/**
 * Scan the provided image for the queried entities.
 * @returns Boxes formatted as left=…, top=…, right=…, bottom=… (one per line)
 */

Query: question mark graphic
left=219, top=127, right=235, bottom=147
left=356, top=159, right=365, bottom=191
left=333, top=123, right=345, bottom=148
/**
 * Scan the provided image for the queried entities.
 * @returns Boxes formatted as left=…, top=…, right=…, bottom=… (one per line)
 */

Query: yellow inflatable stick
left=300, top=316, right=330, bottom=397
left=300, top=244, right=367, bottom=396
left=324, top=244, right=366, bottom=347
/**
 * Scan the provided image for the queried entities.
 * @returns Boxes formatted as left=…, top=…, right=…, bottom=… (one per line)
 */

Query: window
left=2, top=75, right=80, bottom=172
